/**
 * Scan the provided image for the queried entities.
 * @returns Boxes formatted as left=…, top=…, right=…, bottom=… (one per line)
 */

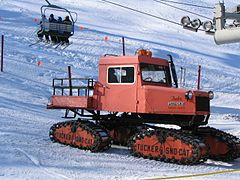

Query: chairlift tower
left=181, top=2, right=240, bottom=45
left=214, top=3, right=240, bottom=44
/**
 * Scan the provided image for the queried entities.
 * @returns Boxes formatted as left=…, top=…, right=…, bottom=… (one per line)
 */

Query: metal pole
left=53, top=79, right=55, bottom=95
left=1, top=35, right=4, bottom=72
left=183, top=67, right=186, bottom=87
left=68, top=66, right=73, bottom=96
left=180, top=67, right=183, bottom=88
left=122, top=37, right=125, bottom=56
left=197, top=65, right=201, bottom=90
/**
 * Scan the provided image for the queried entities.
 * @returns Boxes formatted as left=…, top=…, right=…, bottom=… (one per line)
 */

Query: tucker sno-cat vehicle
left=47, top=49, right=240, bottom=165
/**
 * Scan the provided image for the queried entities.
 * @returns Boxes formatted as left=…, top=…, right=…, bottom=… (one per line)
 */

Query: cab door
left=103, top=65, right=137, bottom=113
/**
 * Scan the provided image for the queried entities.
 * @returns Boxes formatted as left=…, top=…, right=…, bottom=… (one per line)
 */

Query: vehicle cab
left=93, top=51, right=211, bottom=122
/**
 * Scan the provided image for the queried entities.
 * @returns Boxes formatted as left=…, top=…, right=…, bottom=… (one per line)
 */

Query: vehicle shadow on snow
left=204, top=159, right=240, bottom=169
left=103, top=145, right=240, bottom=169
left=211, top=106, right=240, bottom=115
left=105, top=145, right=130, bottom=156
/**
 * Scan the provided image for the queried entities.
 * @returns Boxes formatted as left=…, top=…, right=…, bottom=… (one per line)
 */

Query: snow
left=0, top=0, right=240, bottom=179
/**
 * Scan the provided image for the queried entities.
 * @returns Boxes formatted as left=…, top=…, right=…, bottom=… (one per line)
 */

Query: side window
left=108, top=67, right=120, bottom=83
left=108, top=67, right=134, bottom=84
left=121, top=67, right=134, bottom=83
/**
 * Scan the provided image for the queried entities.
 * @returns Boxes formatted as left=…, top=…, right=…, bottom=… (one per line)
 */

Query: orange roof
left=99, top=55, right=169, bottom=66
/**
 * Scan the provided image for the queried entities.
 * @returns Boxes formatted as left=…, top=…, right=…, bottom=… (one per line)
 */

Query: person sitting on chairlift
left=57, top=16, right=63, bottom=43
left=37, top=15, right=49, bottom=42
left=48, top=14, right=58, bottom=43
left=63, top=15, right=72, bottom=44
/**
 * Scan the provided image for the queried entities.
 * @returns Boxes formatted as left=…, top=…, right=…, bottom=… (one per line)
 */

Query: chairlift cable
left=153, top=0, right=212, bottom=20
left=101, top=0, right=182, bottom=26
left=45, top=0, right=51, bottom=5
left=101, top=0, right=205, bottom=32
left=153, top=0, right=214, bottom=9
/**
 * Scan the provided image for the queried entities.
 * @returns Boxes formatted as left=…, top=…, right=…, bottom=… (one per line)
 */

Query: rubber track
left=197, top=127, right=240, bottom=161
left=129, top=128, right=208, bottom=165
left=49, top=120, right=112, bottom=152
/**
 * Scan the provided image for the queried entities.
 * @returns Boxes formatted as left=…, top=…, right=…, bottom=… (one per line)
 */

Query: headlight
left=185, top=91, right=193, bottom=100
left=208, top=91, right=214, bottom=100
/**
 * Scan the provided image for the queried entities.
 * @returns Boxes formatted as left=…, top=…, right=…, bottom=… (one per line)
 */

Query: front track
left=49, top=120, right=112, bottom=152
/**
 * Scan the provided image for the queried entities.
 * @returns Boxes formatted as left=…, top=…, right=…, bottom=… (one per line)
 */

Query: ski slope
left=0, top=0, right=240, bottom=179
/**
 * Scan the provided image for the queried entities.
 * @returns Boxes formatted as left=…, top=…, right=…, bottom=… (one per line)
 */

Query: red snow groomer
left=47, top=50, right=240, bottom=165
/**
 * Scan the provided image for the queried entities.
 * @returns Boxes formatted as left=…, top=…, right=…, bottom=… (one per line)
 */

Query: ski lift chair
left=39, top=2, right=77, bottom=42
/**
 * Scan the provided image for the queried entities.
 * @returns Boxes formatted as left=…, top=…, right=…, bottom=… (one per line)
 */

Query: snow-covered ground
left=0, top=0, right=240, bottom=179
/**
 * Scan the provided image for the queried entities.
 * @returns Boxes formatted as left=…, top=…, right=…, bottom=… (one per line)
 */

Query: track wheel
left=49, top=120, right=111, bottom=152
left=129, top=128, right=208, bottom=165
left=197, top=127, right=240, bottom=161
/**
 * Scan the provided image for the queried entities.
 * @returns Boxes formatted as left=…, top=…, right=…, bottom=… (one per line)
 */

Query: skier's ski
left=54, top=42, right=64, bottom=49
left=29, top=40, right=42, bottom=47
left=61, top=42, right=72, bottom=50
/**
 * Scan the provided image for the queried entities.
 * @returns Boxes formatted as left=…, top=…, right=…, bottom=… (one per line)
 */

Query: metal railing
left=52, top=78, right=94, bottom=96
left=43, top=22, right=73, bottom=33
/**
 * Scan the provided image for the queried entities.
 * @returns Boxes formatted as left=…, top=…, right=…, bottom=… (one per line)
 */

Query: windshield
left=140, top=63, right=171, bottom=84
